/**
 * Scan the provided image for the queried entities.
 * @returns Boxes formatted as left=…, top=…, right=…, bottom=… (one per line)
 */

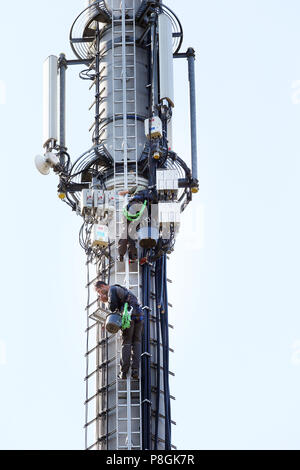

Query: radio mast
left=35, top=0, right=198, bottom=451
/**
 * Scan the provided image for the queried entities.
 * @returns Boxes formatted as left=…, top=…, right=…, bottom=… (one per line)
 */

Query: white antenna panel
left=159, top=13, right=174, bottom=107
left=43, top=55, right=58, bottom=148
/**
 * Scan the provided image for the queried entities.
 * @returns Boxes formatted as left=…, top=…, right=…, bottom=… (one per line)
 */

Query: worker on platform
left=94, top=280, right=144, bottom=380
left=118, top=185, right=149, bottom=262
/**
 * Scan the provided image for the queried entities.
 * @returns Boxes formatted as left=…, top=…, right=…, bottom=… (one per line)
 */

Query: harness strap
left=122, top=302, right=132, bottom=330
left=123, top=200, right=147, bottom=222
left=115, top=284, right=143, bottom=322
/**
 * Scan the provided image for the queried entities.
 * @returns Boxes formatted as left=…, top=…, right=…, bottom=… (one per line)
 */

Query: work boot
left=128, top=241, right=138, bottom=262
left=131, top=369, right=139, bottom=380
left=129, top=253, right=137, bottom=262
left=118, top=372, right=127, bottom=380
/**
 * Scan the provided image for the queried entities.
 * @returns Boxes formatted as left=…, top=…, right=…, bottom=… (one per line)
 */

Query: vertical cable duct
left=154, top=259, right=161, bottom=450
left=141, top=256, right=151, bottom=449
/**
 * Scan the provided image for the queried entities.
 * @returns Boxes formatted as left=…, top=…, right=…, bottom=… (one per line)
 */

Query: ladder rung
left=89, top=100, right=96, bottom=111
left=113, top=24, right=134, bottom=28
left=118, top=418, right=140, bottom=421
left=114, top=113, right=136, bottom=117
left=149, top=315, right=174, bottom=329
left=85, top=358, right=117, bottom=380
left=86, top=442, right=98, bottom=451
left=89, top=121, right=96, bottom=132
left=85, top=322, right=98, bottom=333
left=85, top=385, right=116, bottom=405
left=115, top=88, right=135, bottom=91
left=84, top=416, right=99, bottom=428
left=113, top=32, right=134, bottom=36
left=113, top=7, right=134, bottom=11
left=113, top=72, right=134, bottom=77
left=114, top=147, right=136, bottom=151
left=118, top=432, right=140, bottom=435
left=85, top=298, right=98, bottom=311
left=113, top=18, right=134, bottom=21
left=114, top=53, right=134, bottom=57
left=150, top=435, right=177, bottom=450
left=118, top=446, right=141, bottom=449
left=99, top=429, right=117, bottom=441
left=150, top=366, right=175, bottom=381
left=150, top=339, right=174, bottom=354
left=88, top=57, right=96, bottom=70
left=118, top=404, right=140, bottom=407
left=151, top=410, right=177, bottom=427
left=116, top=272, right=139, bottom=275
left=114, top=65, right=134, bottom=68
left=85, top=343, right=101, bottom=357
left=114, top=124, right=136, bottom=127
left=114, top=100, right=135, bottom=103
left=89, top=78, right=97, bottom=90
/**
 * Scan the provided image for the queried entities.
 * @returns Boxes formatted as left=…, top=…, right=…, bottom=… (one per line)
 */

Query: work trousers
left=118, top=217, right=138, bottom=260
left=120, top=319, right=144, bottom=374
left=118, top=234, right=138, bottom=260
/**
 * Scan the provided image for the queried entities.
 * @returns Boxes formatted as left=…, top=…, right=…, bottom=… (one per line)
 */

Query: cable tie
left=141, top=352, right=151, bottom=358
left=142, top=399, right=152, bottom=405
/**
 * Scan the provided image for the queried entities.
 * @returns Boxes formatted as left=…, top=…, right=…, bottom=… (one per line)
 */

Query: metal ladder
left=111, top=0, right=142, bottom=451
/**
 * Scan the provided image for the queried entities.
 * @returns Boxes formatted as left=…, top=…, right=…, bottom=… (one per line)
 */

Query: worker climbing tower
left=35, top=0, right=198, bottom=450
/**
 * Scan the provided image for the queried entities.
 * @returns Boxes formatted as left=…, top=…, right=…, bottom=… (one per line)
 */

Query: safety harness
left=123, top=200, right=147, bottom=222
left=112, top=284, right=144, bottom=327
left=121, top=302, right=132, bottom=330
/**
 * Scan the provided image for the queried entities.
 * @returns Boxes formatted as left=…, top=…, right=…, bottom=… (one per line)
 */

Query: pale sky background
left=1, top=0, right=300, bottom=450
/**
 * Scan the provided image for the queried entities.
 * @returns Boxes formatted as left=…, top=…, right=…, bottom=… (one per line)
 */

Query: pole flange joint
left=58, top=53, right=68, bottom=69
left=186, top=47, right=196, bottom=59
